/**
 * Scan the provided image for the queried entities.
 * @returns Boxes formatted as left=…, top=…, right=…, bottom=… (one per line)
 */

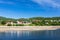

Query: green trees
left=0, top=16, right=60, bottom=26
left=15, top=24, right=24, bottom=26
left=1, top=20, right=6, bottom=25
left=29, top=17, right=60, bottom=26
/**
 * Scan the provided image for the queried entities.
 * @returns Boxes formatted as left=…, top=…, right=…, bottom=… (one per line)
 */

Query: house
left=50, top=20, right=54, bottom=22
left=17, top=21, right=31, bottom=25
left=17, top=21, right=23, bottom=24
left=5, top=20, right=14, bottom=26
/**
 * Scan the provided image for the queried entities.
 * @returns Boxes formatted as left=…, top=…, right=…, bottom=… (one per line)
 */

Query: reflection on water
left=0, top=29, right=60, bottom=40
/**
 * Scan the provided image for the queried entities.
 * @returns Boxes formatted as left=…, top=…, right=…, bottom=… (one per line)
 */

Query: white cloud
left=32, top=0, right=60, bottom=8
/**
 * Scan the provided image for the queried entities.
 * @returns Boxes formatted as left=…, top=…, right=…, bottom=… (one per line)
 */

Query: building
left=17, top=21, right=31, bottom=25
left=5, top=20, right=14, bottom=26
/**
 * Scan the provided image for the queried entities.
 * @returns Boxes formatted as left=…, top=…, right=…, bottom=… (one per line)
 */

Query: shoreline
left=0, top=26, right=60, bottom=32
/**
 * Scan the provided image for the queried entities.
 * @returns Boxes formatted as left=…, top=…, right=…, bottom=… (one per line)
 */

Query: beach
left=0, top=26, right=60, bottom=32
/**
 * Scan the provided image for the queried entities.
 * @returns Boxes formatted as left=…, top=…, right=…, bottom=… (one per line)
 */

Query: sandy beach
left=0, top=26, right=60, bottom=32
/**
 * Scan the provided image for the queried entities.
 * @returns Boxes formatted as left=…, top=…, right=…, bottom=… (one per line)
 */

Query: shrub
left=29, top=24, right=35, bottom=26
left=16, top=24, right=24, bottom=26
left=7, top=24, right=12, bottom=26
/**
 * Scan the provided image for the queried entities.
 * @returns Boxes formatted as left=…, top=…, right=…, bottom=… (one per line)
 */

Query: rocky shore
left=0, top=26, right=60, bottom=32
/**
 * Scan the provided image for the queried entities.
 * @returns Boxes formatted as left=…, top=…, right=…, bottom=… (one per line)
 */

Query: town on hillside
left=0, top=16, right=60, bottom=26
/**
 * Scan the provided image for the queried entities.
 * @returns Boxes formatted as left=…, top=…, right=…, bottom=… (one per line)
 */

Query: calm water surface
left=0, top=29, right=60, bottom=40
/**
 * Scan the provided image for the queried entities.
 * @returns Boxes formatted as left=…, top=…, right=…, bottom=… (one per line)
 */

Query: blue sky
left=0, top=0, right=60, bottom=18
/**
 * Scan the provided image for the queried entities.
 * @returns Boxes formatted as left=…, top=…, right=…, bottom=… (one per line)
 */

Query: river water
left=0, top=29, right=60, bottom=40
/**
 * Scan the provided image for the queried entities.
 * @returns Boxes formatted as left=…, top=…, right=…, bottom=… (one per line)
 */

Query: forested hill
left=0, top=16, right=60, bottom=21
left=0, top=16, right=16, bottom=21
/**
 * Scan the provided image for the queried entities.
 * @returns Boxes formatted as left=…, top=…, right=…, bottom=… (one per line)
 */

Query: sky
left=0, top=0, right=60, bottom=18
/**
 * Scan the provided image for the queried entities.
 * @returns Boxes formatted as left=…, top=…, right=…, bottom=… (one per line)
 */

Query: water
left=0, top=29, right=60, bottom=40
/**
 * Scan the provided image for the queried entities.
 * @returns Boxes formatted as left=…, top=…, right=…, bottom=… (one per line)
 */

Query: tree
left=7, top=24, right=12, bottom=26
left=1, top=20, right=6, bottom=25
